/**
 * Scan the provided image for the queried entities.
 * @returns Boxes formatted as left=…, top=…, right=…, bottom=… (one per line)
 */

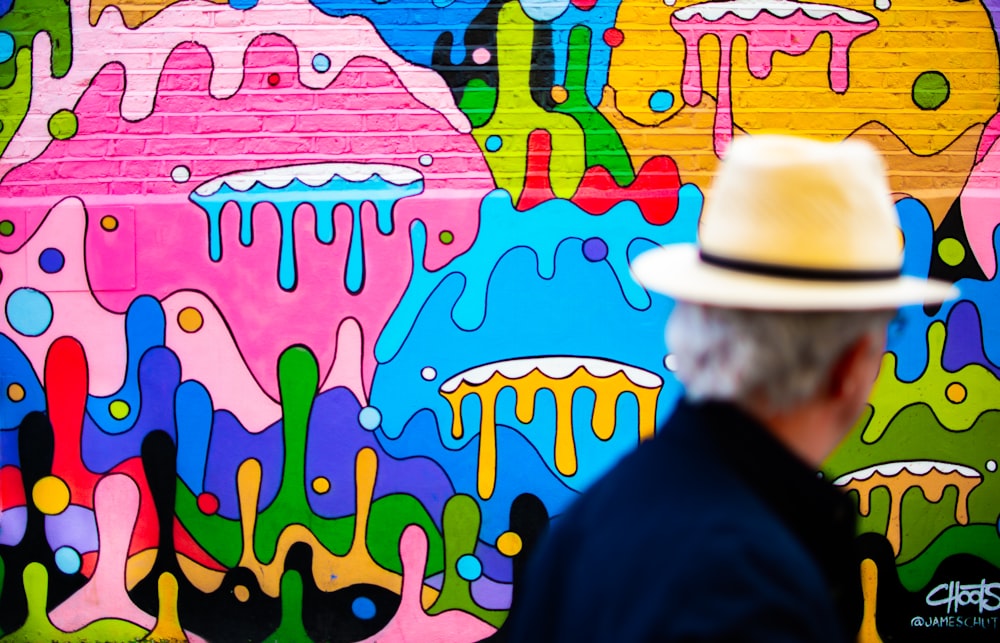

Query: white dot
left=358, top=406, right=382, bottom=430
left=419, top=154, right=433, bottom=167
left=421, top=367, right=437, bottom=381
left=987, top=460, right=997, bottom=473
left=664, top=354, right=678, bottom=372
left=171, top=165, right=191, bottom=183
left=874, top=0, right=890, bottom=11
left=663, top=0, right=676, bottom=5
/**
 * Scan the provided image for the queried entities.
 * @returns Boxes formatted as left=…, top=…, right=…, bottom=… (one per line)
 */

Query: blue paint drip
left=86, top=296, right=166, bottom=434
left=551, top=0, right=624, bottom=106
left=0, top=334, right=45, bottom=434
left=190, top=174, right=423, bottom=293
left=175, top=380, right=214, bottom=494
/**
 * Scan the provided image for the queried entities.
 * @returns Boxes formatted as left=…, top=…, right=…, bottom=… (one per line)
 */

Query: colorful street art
left=1, top=0, right=1000, bottom=640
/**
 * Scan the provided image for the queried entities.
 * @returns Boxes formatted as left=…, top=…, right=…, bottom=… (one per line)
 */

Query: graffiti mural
left=0, top=0, right=999, bottom=640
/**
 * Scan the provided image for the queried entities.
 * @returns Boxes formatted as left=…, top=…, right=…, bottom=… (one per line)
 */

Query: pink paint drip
left=672, top=9, right=877, bottom=157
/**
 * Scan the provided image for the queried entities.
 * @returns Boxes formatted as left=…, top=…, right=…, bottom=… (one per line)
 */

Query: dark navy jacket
left=506, top=400, right=860, bottom=642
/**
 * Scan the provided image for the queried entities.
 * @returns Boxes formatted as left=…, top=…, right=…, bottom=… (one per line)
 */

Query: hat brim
left=630, top=245, right=959, bottom=310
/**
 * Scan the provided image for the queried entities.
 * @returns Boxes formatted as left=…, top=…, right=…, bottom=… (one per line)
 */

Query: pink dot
left=571, top=0, right=597, bottom=9
left=197, top=492, right=220, bottom=515
left=603, top=28, right=624, bottom=48
left=472, top=48, right=491, bottom=65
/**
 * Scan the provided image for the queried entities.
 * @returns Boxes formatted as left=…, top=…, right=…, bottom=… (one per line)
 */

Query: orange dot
left=551, top=85, right=568, bottom=104
left=946, top=382, right=966, bottom=404
left=7, top=383, right=25, bottom=402
left=178, top=307, right=203, bottom=333
left=234, top=585, right=250, bottom=602
left=312, top=477, right=331, bottom=494
left=496, top=531, right=523, bottom=557
left=100, top=215, right=119, bottom=231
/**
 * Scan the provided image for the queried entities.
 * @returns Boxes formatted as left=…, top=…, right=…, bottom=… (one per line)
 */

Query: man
left=505, top=135, right=957, bottom=642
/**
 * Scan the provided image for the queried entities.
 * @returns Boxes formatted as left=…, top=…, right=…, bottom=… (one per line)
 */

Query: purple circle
left=582, top=237, right=608, bottom=262
left=39, top=248, right=65, bottom=273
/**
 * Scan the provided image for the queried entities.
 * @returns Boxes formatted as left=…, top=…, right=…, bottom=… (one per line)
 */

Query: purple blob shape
left=582, top=237, right=608, bottom=262
left=204, top=410, right=284, bottom=518
left=45, top=505, right=98, bottom=554
left=470, top=575, right=513, bottom=611
left=0, top=506, right=27, bottom=545
left=942, top=301, right=1000, bottom=377
left=39, top=248, right=65, bottom=273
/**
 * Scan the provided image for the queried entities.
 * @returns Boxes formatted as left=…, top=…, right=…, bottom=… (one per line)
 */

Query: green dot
left=439, top=231, right=454, bottom=244
left=913, top=71, right=950, bottom=111
left=0, top=220, right=13, bottom=236
left=938, top=238, right=966, bottom=266
left=48, top=109, right=78, bottom=140
left=109, top=400, right=130, bottom=420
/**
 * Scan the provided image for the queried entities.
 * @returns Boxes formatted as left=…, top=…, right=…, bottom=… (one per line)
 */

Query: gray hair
left=665, top=302, right=895, bottom=411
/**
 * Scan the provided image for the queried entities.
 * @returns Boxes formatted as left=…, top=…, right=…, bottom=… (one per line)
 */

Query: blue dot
left=352, top=596, right=377, bottom=620
left=6, top=288, right=53, bottom=337
left=312, top=54, right=331, bottom=73
left=456, top=554, right=482, bottom=581
left=0, top=32, right=13, bottom=64
left=649, top=90, right=674, bottom=113
left=485, top=135, right=503, bottom=152
left=55, top=546, right=81, bottom=574
left=358, top=406, right=382, bottom=430
left=39, top=248, right=65, bottom=273
left=582, top=237, right=608, bottom=262
left=229, top=0, right=258, bottom=8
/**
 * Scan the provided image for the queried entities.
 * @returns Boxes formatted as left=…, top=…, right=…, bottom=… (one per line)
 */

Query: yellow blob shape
left=551, top=85, right=568, bottom=104
left=234, top=585, right=250, bottom=602
left=147, top=572, right=186, bottom=642
left=100, top=215, right=119, bottom=231
left=946, top=382, right=967, bottom=404
left=32, top=476, right=71, bottom=515
left=496, top=531, right=523, bottom=557
left=7, top=382, right=25, bottom=402
left=178, top=307, right=204, bottom=333
left=312, top=476, right=331, bottom=494
left=109, top=399, right=130, bottom=420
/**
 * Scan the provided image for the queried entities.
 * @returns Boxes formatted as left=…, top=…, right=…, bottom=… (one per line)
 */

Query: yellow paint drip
left=125, top=549, right=158, bottom=590
left=842, top=467, right=981, bottom=555
left=441, top=366, right=660, bottom=499
left=858, top=558, right=883, bottom=643
left=176, top=553, right=226, bottom=594
left=147, top=572, right=188, bottom=642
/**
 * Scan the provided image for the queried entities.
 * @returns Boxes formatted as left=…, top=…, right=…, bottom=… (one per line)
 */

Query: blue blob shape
left=432, top=0, right=455, bottom=6
left=520, top=0, right=570, bottom=21
left=54, top=546, right=81, bottom=575
left=312, top=53, right=331, bottom=73
left=6, top=288, right=53, bottom=337
left=485, top=135, right=503, bottom=152
left=359, top=406, right=382, bottom=430
left=39, top=248, right=65, bottom=274
left=0, top=335, right=45, bottom=432
left=582, top=237, right=608, bottom=262
left=0, top=32, right=13, bottom=63
left=457, top=554, right=483, bottom=580
left=352, top=596, right=377, bottom=620
left=649, top=90, right=674, bottom=113
left=230, top=0, right=258, bottom=8
left=0, top=2, right=11, bottom=18
left=175, top=380, right=214, bottom=493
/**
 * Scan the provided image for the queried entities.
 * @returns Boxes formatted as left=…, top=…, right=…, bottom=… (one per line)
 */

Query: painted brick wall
left=0, top=0, right=999, bottom=640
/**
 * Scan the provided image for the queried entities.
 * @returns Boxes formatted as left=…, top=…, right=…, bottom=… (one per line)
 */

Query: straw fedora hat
left=630, top=135, right=958, bottom=310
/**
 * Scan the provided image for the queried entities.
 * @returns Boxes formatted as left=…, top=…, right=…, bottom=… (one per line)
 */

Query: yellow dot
left=178, top=307, right=203, bottom=333
left=946, top=382, right=967, bottom=404
left=496, top=531, right=523, bottom=557
left=100, top=215, right=119, bottom=231
left=312, top=477, right=331, bottom=494
left=234, top=585, right=250, bottom=602
left=109, top=399, right=130, bottom=419
left=7, top=383, right=25, bottom=402
left=33, top=476, right=71, bottom=515
left=551, top=85, right=568, bottom=104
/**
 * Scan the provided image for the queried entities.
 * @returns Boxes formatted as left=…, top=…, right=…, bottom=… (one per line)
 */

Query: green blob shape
left=459, top=78, right=498, bottom=129
left=261, top=570, right=313, bottom=643
left=552, top=25, right=635, bottom=186
left=109, top=399, right=130, bottom=420
left=0, top=0, right=72, bottom=88
left=897, top=525, right=1000, bottom=592
left=0, top=48, right=30, bottom=156
left=47, top=108, right=77, bottom=140
left=175, top=479, right=242, bottom=568
left=938, top=237, right=966, bottom=266
left=912, top=71, right=950, bottom=111
left=367, top=493, right=445, bottom=576
left=0, top=220, right=13, bottom=236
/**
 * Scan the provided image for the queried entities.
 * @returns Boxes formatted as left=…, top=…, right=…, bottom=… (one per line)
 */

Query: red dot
left=570, top=0, right=597, bottom=9
left=197, top=492, right=220, bottom=515
left=267, top=73, right=280, bottom=87
left=603, top=28, right=625, bottom=48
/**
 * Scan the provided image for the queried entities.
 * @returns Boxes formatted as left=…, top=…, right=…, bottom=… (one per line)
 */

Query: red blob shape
left=603, top=28, right=625, bottom=48
left=267, top=73, right=280, bottom=86
left=197, top=491, right=220, bottom=515
left=571, top=0, right=597, bottom=10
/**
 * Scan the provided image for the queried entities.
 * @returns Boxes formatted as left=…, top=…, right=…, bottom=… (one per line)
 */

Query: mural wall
left=0, top=0, right=999, bottom=640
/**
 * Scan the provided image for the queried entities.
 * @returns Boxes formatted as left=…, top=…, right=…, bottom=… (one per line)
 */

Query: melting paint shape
left=261, top=570, right=310, bottom=643
left=833, top=460, right=982, bottom=556
left=190, top=163, right=424, bottom=292
left=858, top=559, right=883, bottom=643
left=175, top=379, right=214, bottom=494
left=440, top=357, right=661, bottom=498
left=670, top=1, right=878, bottom=156
left=147, top=572, right=186, bottom=642
left=0, top=335, right=45, bottom=431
